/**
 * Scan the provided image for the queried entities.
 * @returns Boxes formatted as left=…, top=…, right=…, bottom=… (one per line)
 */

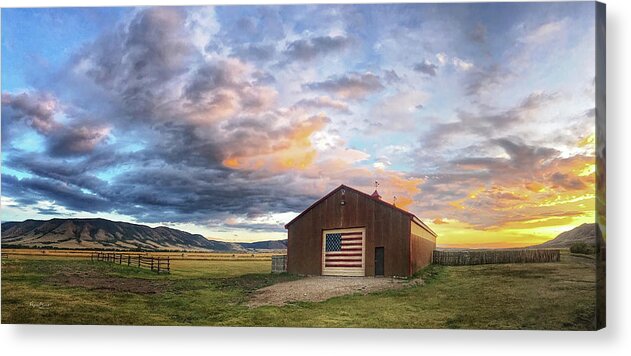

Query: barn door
left=322, top=228, right=365, bottom=276
left=375, top=247, right=384, bottom=276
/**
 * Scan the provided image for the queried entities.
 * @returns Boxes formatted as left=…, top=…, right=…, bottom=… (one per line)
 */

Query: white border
left=2, top=1, right=631, bottom=355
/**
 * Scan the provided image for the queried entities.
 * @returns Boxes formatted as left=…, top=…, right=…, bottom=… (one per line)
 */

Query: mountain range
left=1, top=218, right=599, bottom=252
left=1, top=218, right=287, bottom=252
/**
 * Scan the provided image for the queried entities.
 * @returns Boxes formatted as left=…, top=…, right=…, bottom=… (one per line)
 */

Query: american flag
left=324, top=232, right=363, bottom=268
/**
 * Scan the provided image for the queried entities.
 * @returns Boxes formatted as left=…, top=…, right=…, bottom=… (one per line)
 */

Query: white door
left=321, top=228, right=365, bottom=276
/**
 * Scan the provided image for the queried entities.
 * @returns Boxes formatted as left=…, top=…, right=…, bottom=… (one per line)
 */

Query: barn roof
left=284, top=184, right=437, bottom=237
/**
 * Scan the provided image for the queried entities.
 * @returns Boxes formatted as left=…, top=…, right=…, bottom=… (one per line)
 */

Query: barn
left=285, top=184, right=437, bottom=277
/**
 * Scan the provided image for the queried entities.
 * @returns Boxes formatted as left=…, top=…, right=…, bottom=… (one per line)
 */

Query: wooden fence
left=271, top=255, right=287, bottom=273
left=92, top=252, right=170, bottom=273
left=432, top=249, right=560, bottom=266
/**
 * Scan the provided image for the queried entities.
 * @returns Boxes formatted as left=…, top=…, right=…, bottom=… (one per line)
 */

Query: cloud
left=48, top=126, right=111, bottom=157
left=71, top=7, right=195, bottom=117
left=182, top=59, right=278, bottom=120
left=1, top=5, right=597, bottom=240
left=230, top=43, right=276, bottom=62
left=2, top=91, right=111, bottom=157
left=365, top=90, right=427, bottom=132
left=283, top=35, right=353, bottom=62
left=520, top=19, right=567, bottom=45
left=2, top=8, right=338, bottom=229
left=464, top=64, right=510, bottom=97
left=413, top=60, right=438, bottom=76
left=293, top=96, right=351, bottom=114
left=1, top=92, right=60, bottom=135
left=382, top=69, right=402, bottom=84
left=435, top=52, right=448, bottom=65
left=303, top=72, right=384, bottom=99
left=411, top=136, right=594, bottom=230
left=1, top=174, right=111, bottom=213
left=452, top=57, right=474, bottom=71
left=423, top=91, right=559, bottom=147
left=549, top=172, right=586, bottom=190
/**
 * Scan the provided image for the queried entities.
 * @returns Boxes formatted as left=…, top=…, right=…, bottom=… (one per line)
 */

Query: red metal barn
left=285, top=185, right=437, bottom=277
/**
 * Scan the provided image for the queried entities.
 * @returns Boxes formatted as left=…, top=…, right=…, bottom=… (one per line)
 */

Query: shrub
left=570, top=242, right=596, bottom=255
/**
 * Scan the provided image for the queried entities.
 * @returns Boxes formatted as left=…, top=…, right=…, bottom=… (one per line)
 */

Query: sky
left=1, top=3, right=598, bottom=247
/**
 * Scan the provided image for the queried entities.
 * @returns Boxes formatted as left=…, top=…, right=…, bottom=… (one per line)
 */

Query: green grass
left=1, top=254, right=596, bottom=329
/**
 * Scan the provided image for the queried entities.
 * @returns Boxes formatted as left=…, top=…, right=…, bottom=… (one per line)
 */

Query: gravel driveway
left=247, top=276, right=423, bottom=307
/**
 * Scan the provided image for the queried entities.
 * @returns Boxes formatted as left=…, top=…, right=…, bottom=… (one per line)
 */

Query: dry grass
left=1, top=251, right=596, bottom=329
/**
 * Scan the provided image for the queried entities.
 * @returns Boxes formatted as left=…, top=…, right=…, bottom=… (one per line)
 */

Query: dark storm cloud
left=413, top=60, right=438, bottom=76
left=283, top=35, right=353, bottom=62
left=5, top=153, right=110, bottom=193
left=48, top=126, right=110, bottom=157
left=303, top=72, right=384, bottom=99
left=2, top=174, right=111, bottom=213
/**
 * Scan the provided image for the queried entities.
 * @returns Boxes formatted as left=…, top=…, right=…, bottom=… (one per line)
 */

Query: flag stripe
left=325, top=263, right=362, bottom=267
left=324, top=231, right=364, bottom=271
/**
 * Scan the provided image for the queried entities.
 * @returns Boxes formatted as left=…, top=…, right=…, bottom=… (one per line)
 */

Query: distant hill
left=533, top=223, right=599, bottom=248
left=1, top=218, right=286, bottom=252
left=237, top=239, right=287, bottom=250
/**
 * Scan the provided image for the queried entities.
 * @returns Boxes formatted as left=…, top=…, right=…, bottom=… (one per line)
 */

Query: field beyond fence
left=433, top=249, right=560, bottom=266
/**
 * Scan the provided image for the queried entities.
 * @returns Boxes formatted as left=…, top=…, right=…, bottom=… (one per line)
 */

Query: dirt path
left=247, top=276, right=423, bottom=307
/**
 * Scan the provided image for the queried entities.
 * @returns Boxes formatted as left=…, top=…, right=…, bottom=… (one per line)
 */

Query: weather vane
left=375, top=181, right=379, bottom=189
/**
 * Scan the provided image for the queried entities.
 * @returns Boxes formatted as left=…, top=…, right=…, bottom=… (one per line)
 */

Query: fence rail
left=433, top=249, right=560, bottom=266
left=91, top=252, right=170, bottom=273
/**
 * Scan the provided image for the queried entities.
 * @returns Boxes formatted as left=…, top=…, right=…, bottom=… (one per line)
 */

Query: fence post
left=151, top=257, right=154, bottom=271
left=157, top=257, right=161, bottom=273
left=128, top=255, right=131, bottom=266
left=167, top=257, right=170, bottom=273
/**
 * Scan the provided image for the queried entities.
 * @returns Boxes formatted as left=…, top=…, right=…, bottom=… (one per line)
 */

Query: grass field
left=0, top=251, right=596, bottom=329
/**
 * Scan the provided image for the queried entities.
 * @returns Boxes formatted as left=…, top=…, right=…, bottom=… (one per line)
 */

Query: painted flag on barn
left=324, top=232, right=363, bottom=268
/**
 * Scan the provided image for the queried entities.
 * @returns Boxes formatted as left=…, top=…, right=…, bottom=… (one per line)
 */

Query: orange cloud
left=220, top=114, right=330, bottom=171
